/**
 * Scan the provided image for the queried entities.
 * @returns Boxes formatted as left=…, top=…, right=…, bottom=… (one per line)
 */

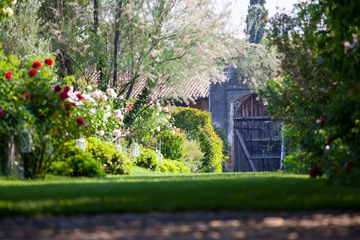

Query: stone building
left=178, top=65, right=283, bottom=172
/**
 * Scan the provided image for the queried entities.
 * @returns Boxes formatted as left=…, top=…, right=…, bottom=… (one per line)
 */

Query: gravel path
left=1, top=211, right=360, bottom=240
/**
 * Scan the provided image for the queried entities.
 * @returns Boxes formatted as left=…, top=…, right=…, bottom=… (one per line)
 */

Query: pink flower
left=6, top=71, right=12, bottom=80
left=28, top=69, right=37, bottom=77
left=23, top=94, right=30, bottom=98
left=0, top=110, right=5, bottom=116
left=106, top=105, right=111, bottom=111
left=99, top=130, right=105, bottom=136
left=113, top=129, right=121, bottom=137
left=119, top=95, right=124, bottom=100
left=353, top=37, right=358, bottom=45
left=59, top=91, right=68, bottom=99
left=125, top=102, right=134, bottom=112
left=158, top=107, right=162, bottom=112
left=32, top=61, right=42, bottom=69
left=101, top=95, right=108, bottom=101
left=90, top=108, right=96, bottom=114
left=76, top=118, right=84, bottom=125
left=67, top=113, right=71, bottom=117
left=44, top=59, right=53, bottom=66
left=163, top=107, right=169, bottom=113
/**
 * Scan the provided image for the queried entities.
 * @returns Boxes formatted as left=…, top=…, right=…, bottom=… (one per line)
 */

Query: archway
left=233, top=93, right=282, bottom=172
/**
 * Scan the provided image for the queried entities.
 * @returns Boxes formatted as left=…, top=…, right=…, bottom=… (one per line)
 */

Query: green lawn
left=0, top=171, right=360, bottom=217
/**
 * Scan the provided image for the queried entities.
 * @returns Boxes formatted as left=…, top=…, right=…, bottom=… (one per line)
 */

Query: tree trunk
left=113, top=0, right=123, bottom=88
left=94, top=0, right=99, bottom=30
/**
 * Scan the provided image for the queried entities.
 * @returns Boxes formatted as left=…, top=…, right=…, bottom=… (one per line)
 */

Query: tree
left=245, top=0, right=268, bottom=44
left=0, top=0, right=50, bottom=60
left=260, top=0, right=360, bottom=185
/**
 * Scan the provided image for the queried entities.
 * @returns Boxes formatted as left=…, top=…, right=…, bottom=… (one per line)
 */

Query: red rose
left=76, top=118, right=84, bottom=125
left=67, top=113, right=71, bottom=117
left=28, top=69, right=37, bottom=77
left=309, top=166, right=321, bottom=178
left=54, top=85, right=62, bottom=92
left=319, top=119, right=325, bottom=128
left=0, top=110, right=5, bottom=116
left=6, top=71, right=12, bottom=80
left=76, top=93, right=85, bottom=101
left=71, top=102, right=76, bottom=107
left=32, top=61, right=42, bottom=68
left=23, top=94, right=30, bottom=98
left=63, top=86, right=71, bottom=92
left=327, top=137, right=332, bottom=145
left=346, top=161, right=354, bottom=170
left=44, top=59, right=53, bottom=66
left=59, top=91, right=68, bottom=99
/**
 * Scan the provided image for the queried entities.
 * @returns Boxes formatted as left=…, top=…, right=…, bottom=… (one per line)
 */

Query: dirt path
left=1, top=211, right=360, bottom=240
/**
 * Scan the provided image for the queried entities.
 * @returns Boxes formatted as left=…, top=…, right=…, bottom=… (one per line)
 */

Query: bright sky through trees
left=214, top=0, right=301, bottom=38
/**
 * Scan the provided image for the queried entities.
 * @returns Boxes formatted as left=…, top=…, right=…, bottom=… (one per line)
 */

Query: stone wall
left=209, top=65, right=254, bottom=172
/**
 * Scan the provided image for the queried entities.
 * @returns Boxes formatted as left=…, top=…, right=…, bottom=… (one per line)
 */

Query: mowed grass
left=0, top=171, right=360, bottom=217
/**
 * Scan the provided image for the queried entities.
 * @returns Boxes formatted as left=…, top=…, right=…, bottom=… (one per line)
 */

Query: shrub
left=86, top=137, right=132, bottom=175
left=161, top=131, right=185, bottom=160
left=135, top=146, right=159, bottom=170
left=181, top=139, right=204, bottom=172
left=213, top=126, right=230, bottom=156
left=156, top=159, right=191, bottom=173
left=49, top=142, right=104, bottom=177
left=173, top=107, right=223, bottom=173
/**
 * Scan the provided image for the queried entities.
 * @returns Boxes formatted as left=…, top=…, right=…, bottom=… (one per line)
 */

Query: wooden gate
left=234, top=94, right=282, bottom=172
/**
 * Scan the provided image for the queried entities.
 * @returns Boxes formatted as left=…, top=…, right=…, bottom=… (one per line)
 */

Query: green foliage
left=0, top=0, right=50, bottom=60
left=213, top=126, right=230, bottom=156
left=173, top=107, right=223, bottom=173
left=161, top=131, right=185, bottom=160
left=156, top=159, right=191, bottom=173
left=181, top=139, right=204, bottom=172
left=50, top=142, right=104, bottom=178
left=245, top=0, right=268, bottom=44
left=135, top=146, right=159, bottom=170
left=260, top=0, right=360, bottom=185
left=0, top=48, right=85, bottom=178
left=86, top=137, right=132, bottom=175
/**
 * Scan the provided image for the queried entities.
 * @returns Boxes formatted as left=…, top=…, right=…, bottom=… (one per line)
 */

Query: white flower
left=90, top=108, right=96, bottom=114
left=105, top=111, right=111, bottom=118
left=101, top=95, right=108, bottom=101
left=156, top=126, right=160, bottom=132
left=87, top=85, right=93, bottom=91
left=163, top=107, right=169, bottom=113
left=4, top=7, right=14, bottom=16
left=68, top=92, right=77, bottom=100
left=325, top=145, right=330, bottom=150
left=316, top=119, right=321, bottom=124
left=106, top=105, right=111, bottom=111
left=344, top=41, right=352, bottom=52
left=113, top=129, right=121, bottom=137
left=114, top=109, right=122, bottom=116
left=171, top=130, right=175, bottom=135
left=106, top=88, right=114, bottom=95
left=99, top=130, right=105, bottom=136
left=158, top=107, right=162, bottom=112
left=10, top=0, right=17, bottom=5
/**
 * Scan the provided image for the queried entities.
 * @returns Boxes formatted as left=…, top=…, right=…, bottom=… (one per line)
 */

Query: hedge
left=172, top=107, right=223, bottom=173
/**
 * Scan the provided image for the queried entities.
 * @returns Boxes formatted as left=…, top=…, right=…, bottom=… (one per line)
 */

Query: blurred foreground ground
left=1, top=210, right=360, bottom=240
